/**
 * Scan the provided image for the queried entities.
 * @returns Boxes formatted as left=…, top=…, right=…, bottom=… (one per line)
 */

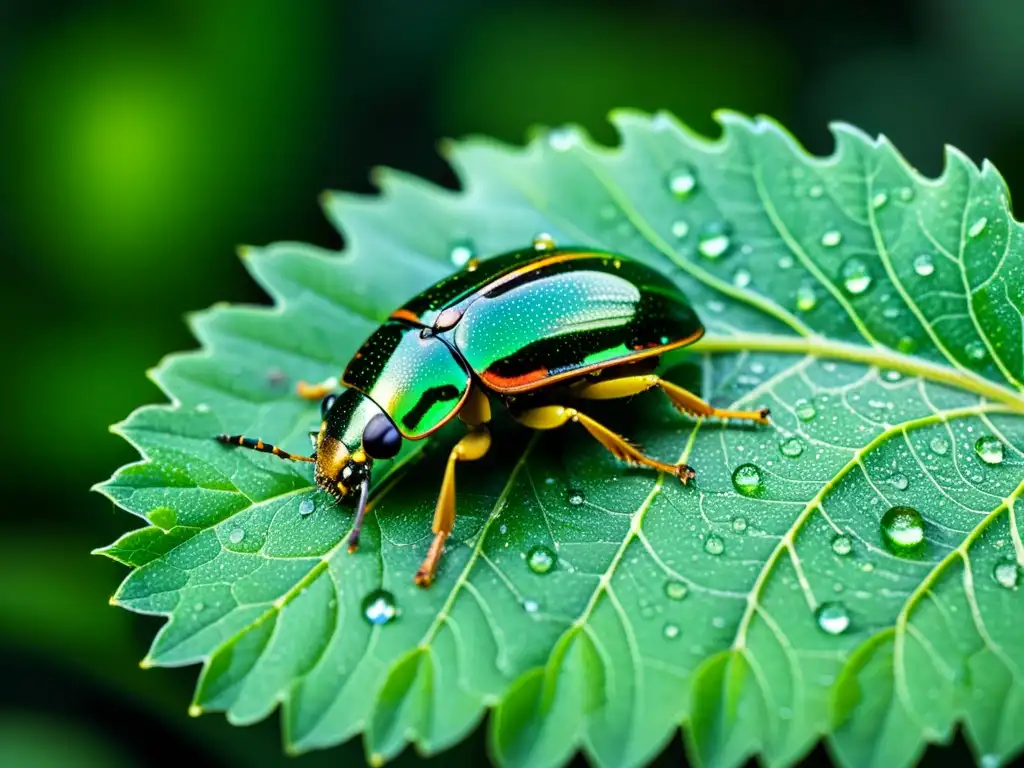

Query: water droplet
left=968, top=217, right=988, bottom=238
left=980, top=754, right=1001, bottom=768
left=670, top=220, right=690, bottom=239
left=809, top=185, right=824, bottom=198
left=880, top=506, right=925, bottom=555
left=831, top=535, right=852, bottom=556
left=821, top=230, right=843, bottom=247
left=732, top=463, right=763, bottom=496
left=523, top=599, right=540, bottom=614
left=228, top=528, right=244, bottom=544
left=975, top=436, right=1004, bottom=465
left=966, top=341, right=987, bottom=362
left=898, top=186, right=914, bottom=202
left=704, top=535, right=725, bottom=555
left=532, top=233, right=556, bottom=251
left=732, top=517, right=748, bottom=533
left=777, top=255, right=794, bottom=269
left=195, top=403, right=210, bottom=413
left=299, top=498, right=315, bottom=516
left=697, top=221, right=733, bottom=259
left=362, top=589, right=398, bottom=626
left=796, top=280, right=818, bottom=312
left=913, top=254, right=935, bottom=276
left=929, top=436, right=949, bottom=455
left=871, top=191, right=888, bottom=209
left=526, top=545, right=556, bottom=574
left=841, top=257, right=873, bottom=295
left=795, top=399, right=817, bottom=421
left=448, top=239, right=475, bottom=267
left=882, top=306, right=901, bottom=320
left=733, top=268, right=752, bottom=288
left=815, top=602, right=850, bottom=635
left=547, top=127, right=580, bottom=151
left=779, top=437, right=804, bottom=458
left=889, top=474, right=909, bottom=491
left=667, top=164, right=698, bottom=199
left=993, top=560, right=1020, bottom=589
left=567, top=489, right=585, bottom=506
left=664, top=580, right=689, bottom=600
left=663, top=623, right=681, bottom=639
left=883, top=370, right=903, bottom=382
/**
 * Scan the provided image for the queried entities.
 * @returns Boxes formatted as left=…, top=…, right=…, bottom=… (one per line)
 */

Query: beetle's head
left=310, top=387, right=403, bottom=505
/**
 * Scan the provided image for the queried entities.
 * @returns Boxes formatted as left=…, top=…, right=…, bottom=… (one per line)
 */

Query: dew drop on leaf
left=228, top=528, right=244, bottom=544
left=704, top=535, right=725, bottom=555
left=547, top=127, right=579, bottom=151
left=362, top=589, right=397, bottom=626
left=522, top=599, right=540, bottom=614
left=821, top=230, right=843, bottom=247
left=930, top=436, right=949, bottom=455
left=815, top=602, right=850, bottom=635
left=966, top=341, right=988, bottom=361
left=796, top=280, right=818, bottom=311
left=841, top=257, right=872, bottom=295
left=779, top=437, right=804, bottom=458
left=913, top=253, right=935, bottom=276
left=880, top=506, right=925, bottom=555
left=697, top=221, right=733, bottom=259
left=664, top=580, right=689, bottom=600
left=733, top=268, right=752, bottom=288
left=809, top=184, right=823, bottom=198
left=968, top=216, right=988, bottom=238
left=526, top=545, right=556, bottom=574
left=883, top=369, right=903, bottom=382
left=898, top=186, right=914, bottom=202
left=663, top=623, right=681, bottom=640
left=993, top=561, right=1020, bottom=589
left=777, top=255, right=794, bottom=269
left=666, top=164, right=698, bottom=199
left=731, top=463, right=762, bottom=496
left=299, top=498, right=315, bottom=516
left=732, top=516, right=748, bottom=533
left=795, top=399, right=817, bottom=421
left=871, top=191, right=888, bottom=209
left=567, top=489, right=585, bottom=506
left=889, top=473, right=909, bottom=491
left=670, top=220, right=689, bottom=239
left=448, top=239, right=475, bottom=268
left=975, top=436, right=1004, bottom=465
left=831, top=535, right=852, bottom=556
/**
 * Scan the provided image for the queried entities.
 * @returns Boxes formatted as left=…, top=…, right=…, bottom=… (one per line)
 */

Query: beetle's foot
left=757, top=407, right=771, bottom=425
left=676, top=464, right=696, bottom=484
left=413, top=569, right=433, bottom=588
left=296, top=377, right=337, bottom=401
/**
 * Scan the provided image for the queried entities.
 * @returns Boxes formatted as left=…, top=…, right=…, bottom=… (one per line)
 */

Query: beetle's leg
left=572, top=375, right=770, bottom=425
left=295, top=376, right=338, bottom=401
left=415, top=387, right=492, bottom=587
left=514, top=405, right=695, bottom=484
left=214, top=434, right=315, bottom=463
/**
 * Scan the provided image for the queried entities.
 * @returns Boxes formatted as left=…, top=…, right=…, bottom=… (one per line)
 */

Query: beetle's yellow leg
left=295, top=376, right=338, bottom=400
left=415, top=387, right=492, bottom=587
left=514, top=405, right=695, bottom=484
left=572, top=375, right=770, bottom=425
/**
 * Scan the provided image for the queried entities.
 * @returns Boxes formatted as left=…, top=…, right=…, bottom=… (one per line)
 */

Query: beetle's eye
left=362, top=413, right=401, bottom=459
left=320, top=393, right=338, bottom=419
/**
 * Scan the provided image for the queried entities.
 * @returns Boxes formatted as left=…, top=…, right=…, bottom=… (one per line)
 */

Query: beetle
left=216, top=234, right=770, bottom=587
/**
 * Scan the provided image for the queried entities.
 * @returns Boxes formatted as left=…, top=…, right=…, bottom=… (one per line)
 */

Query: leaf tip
left=368, top=752, right=386, bottom=767
left=107, top=594, right=118, bottom=606
left=188, top=704, right=203, bottom=718
left=236, top=244, right=257, bottom=260
left=139, top=657, right=154, bottom=670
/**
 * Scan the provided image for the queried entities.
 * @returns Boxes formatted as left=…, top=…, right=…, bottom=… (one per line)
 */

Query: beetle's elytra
left=216, top=234, right=770, bottom=587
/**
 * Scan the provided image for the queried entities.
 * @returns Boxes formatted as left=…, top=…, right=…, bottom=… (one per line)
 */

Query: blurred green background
left=3, top=1, right=1023, bottom=765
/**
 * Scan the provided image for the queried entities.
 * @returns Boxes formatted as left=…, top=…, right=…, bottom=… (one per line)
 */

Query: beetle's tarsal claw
left=676, top=464, right=696, bottom=484
left=758, top=407, right=771, bottom=423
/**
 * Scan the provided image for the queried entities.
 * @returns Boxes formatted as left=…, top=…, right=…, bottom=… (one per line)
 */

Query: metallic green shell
left=341, top=320, right=470, bottom=439
left=436, top=250, right=703, bottom=392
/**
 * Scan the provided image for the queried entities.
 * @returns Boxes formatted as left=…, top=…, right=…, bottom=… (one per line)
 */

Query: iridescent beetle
left=216, top=235, right=770, bottom=586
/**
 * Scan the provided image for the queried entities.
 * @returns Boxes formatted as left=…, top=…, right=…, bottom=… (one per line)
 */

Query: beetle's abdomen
left=447, top=255, right=703, bottom=393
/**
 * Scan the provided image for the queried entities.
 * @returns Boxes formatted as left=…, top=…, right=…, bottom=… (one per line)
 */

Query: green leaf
left=96, top=110, right=1024, bottom=768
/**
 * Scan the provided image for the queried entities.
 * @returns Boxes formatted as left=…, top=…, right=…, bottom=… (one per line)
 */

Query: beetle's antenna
left=215, top=434, right=315, bottom=463
left=347, top=478, right=370, bottom=553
